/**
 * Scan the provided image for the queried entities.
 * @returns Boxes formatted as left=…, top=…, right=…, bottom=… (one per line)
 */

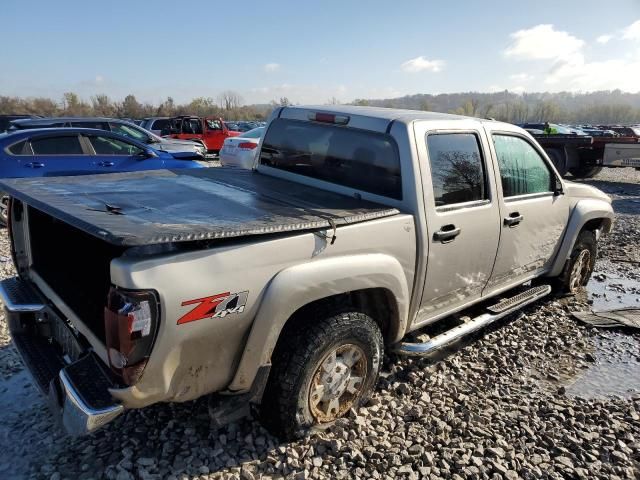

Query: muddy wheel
left=260, top=310, right=383, bottom=439
left=558, top=230, right=597, bottom=293
left=0, top=193, right=9, bottom=226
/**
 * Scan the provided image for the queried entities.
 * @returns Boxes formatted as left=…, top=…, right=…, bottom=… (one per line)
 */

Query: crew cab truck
left=0, top=106, right=613, bottom=439
left=161, top=116, right=240, bottom=155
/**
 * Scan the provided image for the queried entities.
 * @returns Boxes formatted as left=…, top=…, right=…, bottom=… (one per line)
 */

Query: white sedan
left=219, top=127, right=265, bottom=169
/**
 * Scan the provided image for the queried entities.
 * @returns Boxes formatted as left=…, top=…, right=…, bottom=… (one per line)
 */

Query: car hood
left=564, top=181, right=612, bottom=204
left=154, top=140, right=203, bottom=153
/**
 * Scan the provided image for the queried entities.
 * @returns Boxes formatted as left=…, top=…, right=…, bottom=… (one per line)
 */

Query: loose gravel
left=0, top=168, right=638, bottom=480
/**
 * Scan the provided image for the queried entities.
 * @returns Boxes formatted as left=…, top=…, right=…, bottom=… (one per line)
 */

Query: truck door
left=204, top=118, right=225, bottom=151
left=483, top=128, right=570, bottom=295
left=414, top=122, right=502, bottom=323
left=176, top=118, right=204, bottom=142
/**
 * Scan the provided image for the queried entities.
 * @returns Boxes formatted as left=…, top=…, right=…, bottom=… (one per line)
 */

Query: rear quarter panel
left=109, top=213, right=416, bottom=407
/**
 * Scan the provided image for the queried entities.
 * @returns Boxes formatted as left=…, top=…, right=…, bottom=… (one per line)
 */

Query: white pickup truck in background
left=0, top=105, right=613, bottom=439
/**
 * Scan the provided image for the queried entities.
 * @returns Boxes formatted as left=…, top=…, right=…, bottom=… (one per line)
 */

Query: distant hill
left=351, top=90, right=640, bottom=124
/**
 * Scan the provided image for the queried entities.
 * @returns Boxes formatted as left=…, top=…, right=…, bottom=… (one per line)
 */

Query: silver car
left=9, top=117, right=207, bottom=158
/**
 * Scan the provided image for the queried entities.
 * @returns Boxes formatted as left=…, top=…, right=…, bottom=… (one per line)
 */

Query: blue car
left=0, top=127, right=203, bottom=223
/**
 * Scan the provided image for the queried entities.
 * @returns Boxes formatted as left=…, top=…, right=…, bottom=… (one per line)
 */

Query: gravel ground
left=0, top=168, right=639, bottom=480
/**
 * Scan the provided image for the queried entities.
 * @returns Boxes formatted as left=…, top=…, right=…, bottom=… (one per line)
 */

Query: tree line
left=354, top=90, right=640, bottom=124
left=0, top=91, right=276, bottom=121
left=2, top=89, right=640, bottom=124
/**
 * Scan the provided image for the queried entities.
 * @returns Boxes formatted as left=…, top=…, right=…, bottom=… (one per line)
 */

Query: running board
left=394, top=284, right=551, bottom=357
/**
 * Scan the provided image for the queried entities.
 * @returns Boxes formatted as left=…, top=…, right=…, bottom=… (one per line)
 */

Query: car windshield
left=110, top=123, right=159, bottom=143
left=241, top=127, right=264, bottom=139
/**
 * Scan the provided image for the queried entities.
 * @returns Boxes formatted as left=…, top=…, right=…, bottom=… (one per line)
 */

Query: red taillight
left=308, top=112, right=350, bottom=125
left=105, top=287, right=159, bottom=385
left=238, top=142, right=258, bottom=150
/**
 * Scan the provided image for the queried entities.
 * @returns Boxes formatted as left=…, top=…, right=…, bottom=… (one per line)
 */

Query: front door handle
left=24, top=162, right=45, bottom=168
left=504, top=212, right=524, bottom=227
left=433, top=224, right=461, bottom=243
left=98, top=161, right=115, bottom=167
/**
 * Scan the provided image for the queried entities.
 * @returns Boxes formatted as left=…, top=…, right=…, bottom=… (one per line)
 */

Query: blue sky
left=1, top=0, right=639, bottom=105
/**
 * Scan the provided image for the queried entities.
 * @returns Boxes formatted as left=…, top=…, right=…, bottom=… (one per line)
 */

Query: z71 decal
left=177, top=291, right=249, bottom=325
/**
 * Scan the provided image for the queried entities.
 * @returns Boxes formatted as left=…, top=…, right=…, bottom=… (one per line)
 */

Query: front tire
left=557, top=230, right=597, bottom=293
left=260, top=310, right=383, bottom=439
left=0, top=193, right=9, bottom=226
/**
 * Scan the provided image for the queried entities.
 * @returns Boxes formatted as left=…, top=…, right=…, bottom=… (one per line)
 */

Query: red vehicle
left=162, top=116, right=240, bottom=155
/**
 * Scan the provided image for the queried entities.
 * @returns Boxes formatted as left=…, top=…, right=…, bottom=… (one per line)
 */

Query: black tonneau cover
left=0, top=168, right=399, bottom=246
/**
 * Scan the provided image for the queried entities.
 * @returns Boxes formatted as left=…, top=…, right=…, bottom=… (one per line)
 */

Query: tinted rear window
left=259, top=119, right=401, bottom=199
left=31, top=136, right=83, bottom=155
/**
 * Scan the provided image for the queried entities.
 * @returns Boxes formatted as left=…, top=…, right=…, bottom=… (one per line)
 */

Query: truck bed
left=0, top=168, right=399, bottom=246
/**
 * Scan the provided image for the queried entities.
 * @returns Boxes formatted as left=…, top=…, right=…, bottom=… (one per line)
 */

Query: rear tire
left=260, top=310, right=383, bottom=439
left=556, top=230, right=597, bottom=293
left=546, top=148, right=568, bottom=177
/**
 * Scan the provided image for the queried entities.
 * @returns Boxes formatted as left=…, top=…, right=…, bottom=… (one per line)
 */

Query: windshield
left=241, top=127, right=264, bottom=139
left=110, top=122, right=159, bottom=143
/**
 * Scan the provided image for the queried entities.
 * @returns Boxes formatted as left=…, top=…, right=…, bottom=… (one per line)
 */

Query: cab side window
left=493, top=135, right=553, bottom=197
left=426, top=133, right=488, bottom=207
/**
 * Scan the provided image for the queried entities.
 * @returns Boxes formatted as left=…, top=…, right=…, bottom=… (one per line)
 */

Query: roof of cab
left=285, top=105, right=478, bottom=123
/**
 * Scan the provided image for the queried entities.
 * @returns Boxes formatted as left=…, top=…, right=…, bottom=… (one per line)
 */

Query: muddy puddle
left=587, top=274, right=640, bottom=311
left=549, top=274, right=640, bottom=400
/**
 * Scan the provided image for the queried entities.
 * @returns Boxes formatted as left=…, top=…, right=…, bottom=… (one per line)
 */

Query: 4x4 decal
left=177, top=291, right=249, bottom=325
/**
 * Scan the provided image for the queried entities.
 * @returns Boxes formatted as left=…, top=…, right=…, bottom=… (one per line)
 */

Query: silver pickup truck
left=0, top=106, right=614, bottom=439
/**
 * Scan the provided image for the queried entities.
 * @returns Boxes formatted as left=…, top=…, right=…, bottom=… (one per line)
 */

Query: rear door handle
left=504, top=212, right=524, bottom=227
left=24, top=162, right=45, bottom=168
left=98, top=161, right=115, bottom=167
left=433, top=224, right=461, bottom=243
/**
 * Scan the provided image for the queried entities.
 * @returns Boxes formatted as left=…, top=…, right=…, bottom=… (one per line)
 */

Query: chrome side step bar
left=394, top=284, right=551, bottom=357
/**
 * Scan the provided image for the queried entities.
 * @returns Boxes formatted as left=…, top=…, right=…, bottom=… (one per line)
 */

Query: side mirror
left=553, top=177, right=564, bottom=196
left=140, top=148, right=158, bottom=159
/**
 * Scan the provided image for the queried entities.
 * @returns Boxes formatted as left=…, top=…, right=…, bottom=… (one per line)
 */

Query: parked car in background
left=0, top=115, right=40, bottom=132
left=0, top=128, right=203, bottom=223
left=599, top=125, right=640, bottom=139
left=220, top=127, right=265, bottom=169
left=520, top=123, right=586, bottom=135
left=581, top=128, right=619, bottom=137
left=9, top=117, right=206, bottom=158
left=139, top=117, right=172, bottom=135
left=161, top=116, right=241, bottom=155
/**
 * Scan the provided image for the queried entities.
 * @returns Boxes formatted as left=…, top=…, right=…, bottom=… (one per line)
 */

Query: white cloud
left=509, top=73, right=533, bottom=82
left=263, top=63, right=280, bottom=73
left=503, top=20, right=640, bottom=93
left=596, top=34, right=613, bottom=44
left=504, top=24, right=584, bottom=61
left=400, top=56, right=444, bottom=73
left=95, top=75, right=104, bottom=84
left=622, top=20, right=640, bottom=41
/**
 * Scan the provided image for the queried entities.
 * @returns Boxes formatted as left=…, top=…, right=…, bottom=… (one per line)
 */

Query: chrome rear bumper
left=1, top=276, right=124, bottom=435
